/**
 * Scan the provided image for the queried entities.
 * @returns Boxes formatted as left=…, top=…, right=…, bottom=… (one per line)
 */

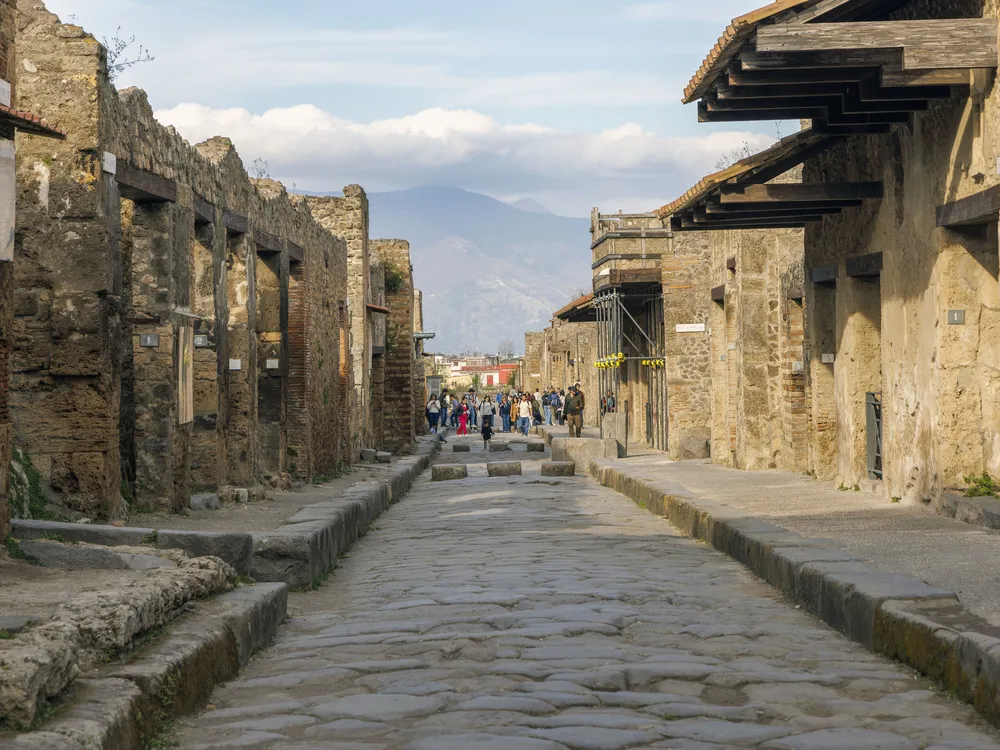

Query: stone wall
left=522, top=332, right=543, bottom=392
left=412, top=289, right=426, bottom=435
left=798, top=0, right=1000, bottom=501
left=12, top=0, right=351, bottom=518
left=0, top=0, right=14, bottom=539
left=663, top=231, right=712, bottom=459
left=369, top=250, right=386, bottom=450
left=706, top=218, right=808, bottom=472
left=539, top=319, right=598, bottom=425
left=304, top=188, right=372, bottom=460
left=375, top=239, right=415, bottom=454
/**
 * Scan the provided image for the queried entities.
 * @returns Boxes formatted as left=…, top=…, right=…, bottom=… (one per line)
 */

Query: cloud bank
left=156, top=104, right=776, bottom=216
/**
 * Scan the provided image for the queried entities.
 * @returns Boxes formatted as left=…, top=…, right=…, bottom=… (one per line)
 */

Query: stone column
left=190, top=216, right=222, bottom=490
left=255, top=248, right=283, bottom=479
left=375, top=240, right=415, bottom=454
left=224, top=229, right=257, bottom=489
left=807, top=281, right=838, bottom=480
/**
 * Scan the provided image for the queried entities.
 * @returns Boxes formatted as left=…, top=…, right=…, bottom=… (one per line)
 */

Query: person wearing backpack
left=542, top=389, right=553, bottom=426
left=426, top=394, right=441, bottom=433
left=565, top=386, right=584, bottom=438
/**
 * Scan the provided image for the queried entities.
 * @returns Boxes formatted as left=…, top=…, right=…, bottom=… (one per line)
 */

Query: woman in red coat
left=456, top=401, right=469, bottom=436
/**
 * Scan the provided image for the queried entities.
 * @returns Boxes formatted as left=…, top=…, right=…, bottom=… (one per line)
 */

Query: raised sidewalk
left=588, top=453, right=1000, bottom=728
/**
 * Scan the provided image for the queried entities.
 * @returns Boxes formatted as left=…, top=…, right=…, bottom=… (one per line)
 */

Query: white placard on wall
left=0, top=140, right=14, bottom=263
left=676, top=323, right=707, bottom=333
left=102, top=152, right=117, bottom=174
left=0, top=79, right=11, bottom=108
left=266, top=358, right=280, bottom=370
left=229, top=359, right=242, bottom=371
left=821, top=353, right=836, bottom=364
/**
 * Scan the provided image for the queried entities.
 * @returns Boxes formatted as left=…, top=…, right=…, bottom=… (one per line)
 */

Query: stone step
left=541, top=461, right=576, bottom=477
left=452, top=444, right=471, bottom=453
left=487, top=462, right=522, bottom=477
left=432, top=465, right=469, bottom=481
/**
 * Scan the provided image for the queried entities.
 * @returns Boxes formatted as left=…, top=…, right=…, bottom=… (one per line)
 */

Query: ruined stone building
left=662, top=0, right=1000, bottom=502
left=0, top=0, right=64, bottom=538
left=5, top=1, right=425, bottom=523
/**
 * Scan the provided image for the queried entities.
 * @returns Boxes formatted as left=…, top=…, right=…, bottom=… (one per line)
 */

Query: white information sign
left=0, top=79, right=10, bottom=108
left=792, top=361, right=805, bottom=373
left=676, top=323, right=707, bottom=333
left=0, top=140, right=14, bottom=263
left=229, top=359, right=243, bottom=371
left=102, top=152, right=117, bottom=174
left=266, top=358, right=280, bottom=370
left=821, top=353, right=836, bottom=364
left=727, top=342, right=737, bottom=351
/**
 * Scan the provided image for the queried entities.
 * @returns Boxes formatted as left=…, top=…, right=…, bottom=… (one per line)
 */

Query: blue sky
left=46, top=0, right=779, bottom=216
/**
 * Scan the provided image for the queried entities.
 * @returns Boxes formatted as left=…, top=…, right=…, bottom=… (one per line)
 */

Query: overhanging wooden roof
left=660, top=127, right=884, bottom=231
left=658, top=127, right=834, bottom=217
left=682, top=0, right=995, bottom=134
left=554, top=293, right=594, bottom=323
left=0, top=104, right=65, bottom=139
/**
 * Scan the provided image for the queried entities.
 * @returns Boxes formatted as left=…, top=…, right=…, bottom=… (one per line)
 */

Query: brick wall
left=0, top=0, right=14, bottom=538
left=374, top=239, right=415, bottom=454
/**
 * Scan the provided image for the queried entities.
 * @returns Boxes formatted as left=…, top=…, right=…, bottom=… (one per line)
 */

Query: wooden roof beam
left=756, top=20, right=998, bottom=71
left=740, top=48, right=901, bottom=71
left=720, top=181, right=882, bottom=203
left=704, top=204, right=846, bottom=218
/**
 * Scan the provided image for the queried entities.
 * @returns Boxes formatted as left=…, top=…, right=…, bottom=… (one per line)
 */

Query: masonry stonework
left=375, top=239, right=415, bottom=455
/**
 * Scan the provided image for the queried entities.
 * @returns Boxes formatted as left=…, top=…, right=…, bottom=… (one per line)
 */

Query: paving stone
left=191, top=492, right=222, bottom=511
left=404, top=735, right=569, bottom=750
left=661, top=718, right=792, bottom=745
left=432, top=464, right=468, bottom=481
left=542, top=462, right=575, bottom=477
left=455, top=696, right=556, bottom=714
left=527, top=443, right=545, bottom=453
left=487, top=462, right=522, bottom=477
left=761, top=728, right=919, bottom=749
left=18, top=539, right=129, bottom=570
left=310, top=694, right=447, bottom=721
left=521, top=726, right=663, bottom=750
left=117, top=552, right=177, bottom=570
left=215, top=715, right=317, bottom=732
left=488, top=442, right=511, bottom=452
left=0, top=616, right=40, bottom=635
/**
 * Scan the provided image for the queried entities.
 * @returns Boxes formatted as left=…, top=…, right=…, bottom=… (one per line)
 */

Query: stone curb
left=6, top=583, right=287, bottom=750
left=934, top=492, right=1000, bottom=531
left=11, top=521, right=254, bottom=575
left=252, top=439, right=441, bottom=588
left=588, top=459, right=1000, bottom=728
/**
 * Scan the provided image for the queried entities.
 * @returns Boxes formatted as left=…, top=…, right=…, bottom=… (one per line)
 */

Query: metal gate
left=866, top=392, right=882, bottom=480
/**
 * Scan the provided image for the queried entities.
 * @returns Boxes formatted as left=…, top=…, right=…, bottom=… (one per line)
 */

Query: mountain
left=509, top=198, right=554, bottom=215
left=366, top=186, right=592, bottom=354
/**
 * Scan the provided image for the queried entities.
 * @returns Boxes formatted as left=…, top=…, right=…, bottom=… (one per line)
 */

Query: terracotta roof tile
left=553, top=293, right=594, bottom=320
left=0, top=104, right=66, bottom=139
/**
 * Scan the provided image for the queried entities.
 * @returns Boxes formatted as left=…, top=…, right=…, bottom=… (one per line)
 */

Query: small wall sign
left=821, top=353, right=836, bottom=364
left=139, top=333, right=159, bottom=348
left=102, top=152, right=117, bottom=175
left=676, top=323, right=706, bottom=333
left=720, top=355, right=726, bottom=361
left=0, top=79, right=10, bottom=108
left=229, top=359, right=242, bottom=371
left=727, top=342, right=737, bottom=351
left=948, top=309, right=966, bottom=326
left=194, top=335, right=209, bottom=348
left=792, top=361, right=805, bottom=373
left=266, top=358, right=280, bottom=370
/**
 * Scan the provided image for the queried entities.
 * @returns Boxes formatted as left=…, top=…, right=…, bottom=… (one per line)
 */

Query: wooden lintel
left=193, top=195, right=215, bottom=225
left=680, top=219, right=807, bottom=231
left=936, top=185, right=1000, bottom=228
left=705, top=204, right=845, bottom=219
left=711, top=284, right=726, bottom=302
left=812, top=121, right=890, bottom=135
left=726, top=256, right=737, bottom=272
left=720, top=182, right=883, bottom=204
left=115, top=162, right=177, bottom=203
left=882, top=69, right=971, bottom=87
left=255, top=230, right=282, bottom=254
left=223, top=210, right=249, bottom=235
left=846, top=251, right=883, bottom=278
left=694, top=212, right=825, bottom=226
left=726, top=64, right=874, bottom=87
left=756, top=20, right=998, bottom=72
left=739, top=49, right=901, bottom=72
left=810, top=263, right=838, bottom=284
left=288, top=241, right=305, bottom=263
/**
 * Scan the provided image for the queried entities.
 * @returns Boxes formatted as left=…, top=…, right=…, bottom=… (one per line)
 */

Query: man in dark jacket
left=565, top=386, right=584, bottom=438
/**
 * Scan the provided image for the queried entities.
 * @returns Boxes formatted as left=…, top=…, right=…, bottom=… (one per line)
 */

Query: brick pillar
left=255, top=248, right=282, bottom=478
left=375, top=240, right=415, bottom=454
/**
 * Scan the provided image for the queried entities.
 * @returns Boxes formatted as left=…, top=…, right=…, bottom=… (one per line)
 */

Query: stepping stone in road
left=489, top=442, right=511, bottom=452
left=452, top=444, right=471, bottom=453
left=432, top=464, right=468, bottom=481
left=488, top=462, right=522, bottom=477
left=527, top=443, right=545, bottom=453
left=541, top=461, right=575, bottom=477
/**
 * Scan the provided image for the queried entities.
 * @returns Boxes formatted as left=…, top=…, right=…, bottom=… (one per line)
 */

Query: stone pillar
left=375, top=240, right=415, bottom=454
left=224, top=229, right=257, bottom=488
left=663, top=230, right=712, bottom=460
left=369, top=253, right=386, bottom=450
left=0, top=0, right=14, bottom=538
left=285, top=255, right=309, bottom=479
left=190, top=217, right=221, bottom=490
left=807, top=281, right=838, bottom=480
left=304, top=189, right=372, bottom=459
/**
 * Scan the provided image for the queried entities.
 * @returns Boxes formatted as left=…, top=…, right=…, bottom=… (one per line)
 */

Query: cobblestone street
left=172, top=450, right=1000, bottom=749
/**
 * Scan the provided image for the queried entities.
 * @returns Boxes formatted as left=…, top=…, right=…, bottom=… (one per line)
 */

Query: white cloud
left=155, top=103, right=777, bottom=215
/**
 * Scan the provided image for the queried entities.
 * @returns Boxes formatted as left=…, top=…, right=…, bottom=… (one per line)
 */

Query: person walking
left=479, top=394, right=495, bottom=428
left=565, top=386, right=584, bottom=438
left=456, top=400, right=469, bottom=436
left=542, top=389, right=553, bottom=426
left=555, top=389, right=565, bottom=425
left=467, top=391, right=478, bottom=429
left=440, top=391, right=450, bottom=427
left=517, top=396, right=532, bottom=436
left=481, top=417, right=494, bottom=451
left=500, top=395, right=512, bottom=433
left=426, top=393, right=441, bottom=434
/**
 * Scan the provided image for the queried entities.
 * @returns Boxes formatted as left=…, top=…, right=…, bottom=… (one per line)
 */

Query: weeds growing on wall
left=9, top=447, right=48, bottom=521
left=384, top=263, right=405, bottom=293
left=964, top=471, right=1000, bottom=497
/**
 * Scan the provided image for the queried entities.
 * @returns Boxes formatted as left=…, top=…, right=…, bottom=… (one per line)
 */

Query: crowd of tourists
left=423, top=384, right=589, bottom=441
